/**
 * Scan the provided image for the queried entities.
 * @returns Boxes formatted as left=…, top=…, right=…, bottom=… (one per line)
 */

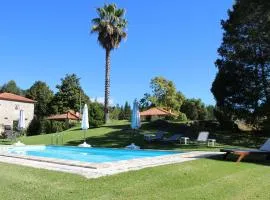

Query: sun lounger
left=191, top=131, right=216, bottom=146
left=221, top=138, right=270, bottom=162
left=196, top=131, right=209, bottom=143
left=144, top=132, right=164, bottom=142
left=161, top=134, right=183, bottom=143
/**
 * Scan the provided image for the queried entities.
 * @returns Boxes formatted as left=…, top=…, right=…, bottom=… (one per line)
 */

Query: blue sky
left=0, top=0, right=233, bottom=106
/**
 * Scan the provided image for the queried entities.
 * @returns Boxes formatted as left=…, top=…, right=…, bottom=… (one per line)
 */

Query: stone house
left=0, top=92, right=36, bottom=134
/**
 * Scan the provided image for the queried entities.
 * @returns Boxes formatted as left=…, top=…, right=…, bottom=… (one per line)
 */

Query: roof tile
left=0, top=92, right=36, bottom=103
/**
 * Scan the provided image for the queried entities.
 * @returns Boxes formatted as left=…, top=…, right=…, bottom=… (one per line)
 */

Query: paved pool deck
left=0, top=145, right=223, bottom=179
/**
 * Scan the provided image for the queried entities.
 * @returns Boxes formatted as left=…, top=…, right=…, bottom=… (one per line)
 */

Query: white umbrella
left=127, top=99, right=140, bottom=150
left=18, top=110, right=26, bottom=130
left=79, top=104, right=91, bottom=147
left=131, top=99, right=141, bottom=130
left=14, top=110, right=25, bottom=146
left=81, top=104, right=89, bottom=130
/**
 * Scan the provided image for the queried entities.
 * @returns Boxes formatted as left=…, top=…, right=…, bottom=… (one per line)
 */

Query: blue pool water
left=8, top=146, right=180, bottom=163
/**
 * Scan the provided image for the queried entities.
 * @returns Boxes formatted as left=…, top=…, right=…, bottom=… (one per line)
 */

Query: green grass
left=0, top=120, right=270, bottom=199
left=0, top=156, right=270, bottom=200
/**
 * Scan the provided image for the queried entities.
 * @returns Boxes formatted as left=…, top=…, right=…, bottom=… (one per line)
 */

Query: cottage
left=140, top=107, right=177, bottom=121
left=0, top=92, right=36, bottom=134
left=47, top=110, right=80, bottom=122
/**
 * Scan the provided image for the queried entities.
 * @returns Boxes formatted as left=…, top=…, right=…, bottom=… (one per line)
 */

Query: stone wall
left=0, top=100, right=34, bottom=134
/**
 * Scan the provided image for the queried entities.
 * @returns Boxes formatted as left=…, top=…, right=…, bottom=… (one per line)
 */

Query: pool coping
left=0, top=145, right=223, bottom=178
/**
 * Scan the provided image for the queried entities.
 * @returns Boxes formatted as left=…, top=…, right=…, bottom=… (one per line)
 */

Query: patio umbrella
left=127, top=99, right=140, bottom=150
left=131, top=99, right=141, bottom=130
left=14, top=110, right=25, bottom=146
left=79, top=104, right=91, bottom=147
left=18, top=110, right=26, bottom=130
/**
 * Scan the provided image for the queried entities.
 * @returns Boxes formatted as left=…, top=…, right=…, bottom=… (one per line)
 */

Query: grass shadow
left=66, top=128, right=222, bottom=151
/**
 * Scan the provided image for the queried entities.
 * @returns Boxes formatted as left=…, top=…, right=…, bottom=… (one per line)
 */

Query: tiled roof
left=140, top=107, right=177, bottom=116
left=47, top=111, right=80, bottom=120
left=0, top=92, right=36, bottom=103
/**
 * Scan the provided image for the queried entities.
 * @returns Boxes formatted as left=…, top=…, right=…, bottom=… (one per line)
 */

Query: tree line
left=0, top=74, right=132, bottom=135
left=1, top=74, right=215, bottom=135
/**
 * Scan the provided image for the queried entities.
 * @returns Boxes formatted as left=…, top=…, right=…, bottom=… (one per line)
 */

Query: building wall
left=0, top=100, right=34, bottom=134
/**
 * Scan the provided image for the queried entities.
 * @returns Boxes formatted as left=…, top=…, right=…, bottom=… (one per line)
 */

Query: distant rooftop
left=140, top=107, right=177, bottom=116
left=47, top=111, right=80, bottom=121
left=0, top=92, right=36, bottom=104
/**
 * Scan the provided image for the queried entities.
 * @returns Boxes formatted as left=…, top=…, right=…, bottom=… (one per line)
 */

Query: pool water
left=7, top=146, right=180, bottom=163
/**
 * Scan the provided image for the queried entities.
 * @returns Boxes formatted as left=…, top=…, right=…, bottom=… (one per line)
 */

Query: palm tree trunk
left=104, top=48, right=111, bottom=123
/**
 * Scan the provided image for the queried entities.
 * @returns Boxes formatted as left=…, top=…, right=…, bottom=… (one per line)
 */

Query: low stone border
left=0, top=145, right=223, bottom=179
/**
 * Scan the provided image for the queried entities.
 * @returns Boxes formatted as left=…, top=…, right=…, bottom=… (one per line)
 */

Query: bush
left=89, top=102, right=105, bottom=127
left=27, top=117, right=42, bottom=136
left=43, top=120, right=69, bottom=134
left=27, top=119, right=74, bottom=135
left=165, top=115, right=178, bottom=121
left=177, top=113, right=187, bottom=121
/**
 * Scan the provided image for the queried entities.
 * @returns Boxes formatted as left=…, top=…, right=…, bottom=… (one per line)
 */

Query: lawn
left=0, top=120, right=266, bottom=151
left=0, top=157, right=270, bottom=200
left=0, top=120, right=270, bottom=199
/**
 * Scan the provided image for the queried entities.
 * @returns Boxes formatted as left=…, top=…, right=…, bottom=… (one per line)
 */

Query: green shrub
left=42, top=120, right=52, bottom=134
left=51, top=121, right=65, bottom=132
left=165, top=115, right=178, bottom=121
left=27, top=118, right=77, bottom=135
left=178, top=113, right=187, bottom=121
left=42, top=120, right=70, bottom=134
left=27, top=117, right=42, bottom=136
left=89, top=102, right=104, bottom=127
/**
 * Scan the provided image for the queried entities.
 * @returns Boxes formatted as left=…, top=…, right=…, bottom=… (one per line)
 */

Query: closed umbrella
left=18, top=110, right=26, bottom=130
left=81, top=104, right=89, bottom=130
left=126, top=99, right=140, bottom=150
left=79, top=104, right=91, bottom=147
left=14, top=110, right=25, bottom=146
left=131, top=99, right=141, bottom=130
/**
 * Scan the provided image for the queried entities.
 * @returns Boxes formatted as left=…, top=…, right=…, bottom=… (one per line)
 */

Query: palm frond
left=91, top=3, right=128, bottom=50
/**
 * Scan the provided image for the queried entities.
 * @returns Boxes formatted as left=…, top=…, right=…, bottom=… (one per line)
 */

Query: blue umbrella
left=127, top=99, right=141, bottom=150
left=131, top=99, right=141, bottom=130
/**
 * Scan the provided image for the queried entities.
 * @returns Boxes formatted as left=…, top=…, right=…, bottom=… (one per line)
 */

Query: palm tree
left=91, top=4, right=127, bottom=123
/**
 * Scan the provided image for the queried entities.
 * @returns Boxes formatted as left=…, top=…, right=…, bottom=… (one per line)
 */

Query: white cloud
left=90, top=97, right=114, bottom=106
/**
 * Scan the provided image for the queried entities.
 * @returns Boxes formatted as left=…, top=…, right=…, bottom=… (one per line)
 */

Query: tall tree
left=52, top=74, right=89, bottom=114
left=91, top=3, right=128, bottom=123
left=25, top=81, right=54, bottom=119
left=0, top=80, right=23, bottom=95
left=181, top=99, right=207, bottom=120
left=206, top=105, right=215, bottom=120
left=149, top=76, right=184, bottom=111
left=211, top=0, right=270, bottom=127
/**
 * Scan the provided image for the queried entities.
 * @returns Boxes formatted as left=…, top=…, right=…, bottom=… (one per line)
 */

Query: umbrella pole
left=84, top=130, right=86, bottom=142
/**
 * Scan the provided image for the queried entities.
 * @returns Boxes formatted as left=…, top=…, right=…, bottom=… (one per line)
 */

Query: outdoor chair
left=196, top=131, right=209, bottom=143
left=192, top=131, right=216, bottom=146
left=144, top=132, right=164, bottom=142
left=221, top=138, right=270, bottom=162
left=161, top=134, right=183, bottom=143
left=3, top=125, right=15, bottom=141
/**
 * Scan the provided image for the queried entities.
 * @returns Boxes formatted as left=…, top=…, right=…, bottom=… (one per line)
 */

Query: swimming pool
left=7, top=146, right=179, bottom=163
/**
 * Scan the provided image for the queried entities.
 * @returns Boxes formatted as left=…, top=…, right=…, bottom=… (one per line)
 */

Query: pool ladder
left=51, top=133, right=64, bottom=145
